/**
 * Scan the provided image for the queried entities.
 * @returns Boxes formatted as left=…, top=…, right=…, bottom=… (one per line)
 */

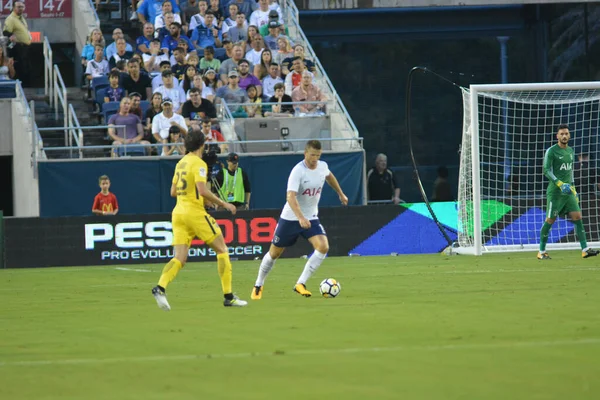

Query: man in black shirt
left=171, top=47, right=188, bottom=81
left=122, top=59, right=152, bottom=100
left=367, top=153, right=401, bottom=204
left=109, top=38, right=134, bottom=70
left=432, top=166, right=453, bottom=202
left=264, top=82, right=293, bottom=117
left=181, top=87, right=218, bottom=128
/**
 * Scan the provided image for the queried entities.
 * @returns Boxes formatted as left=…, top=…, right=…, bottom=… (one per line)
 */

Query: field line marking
left=362, top=267, right=600, bottom=278
left=89, top=283, right=151, bottom=288
left=0, top=283, right=152, bottom=292
left=0, top=267, right=598, bottom=292
left=2, top=337, right=599, bottom=367
left=115, top=267, right=152, bottom=273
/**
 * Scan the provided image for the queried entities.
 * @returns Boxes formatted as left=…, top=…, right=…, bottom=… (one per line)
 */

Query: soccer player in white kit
left=251, top=140, right=348, bottom=299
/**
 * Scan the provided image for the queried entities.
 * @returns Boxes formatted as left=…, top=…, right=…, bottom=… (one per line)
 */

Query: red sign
left=0, top=0, right=72, bottom=19
left=191, top=217, right=277, bottom=246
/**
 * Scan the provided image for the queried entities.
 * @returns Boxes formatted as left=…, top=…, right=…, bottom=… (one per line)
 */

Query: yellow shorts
left=171, top=212, right=222, bottom=247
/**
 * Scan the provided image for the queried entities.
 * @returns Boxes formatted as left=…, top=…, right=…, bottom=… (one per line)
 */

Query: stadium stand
left=33, top=0, right=358, bottom=159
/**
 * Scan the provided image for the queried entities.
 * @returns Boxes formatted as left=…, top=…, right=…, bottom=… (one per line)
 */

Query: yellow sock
left=158, top=258, right=183, bottom=290
left=217, top=253, right=232, bottom=295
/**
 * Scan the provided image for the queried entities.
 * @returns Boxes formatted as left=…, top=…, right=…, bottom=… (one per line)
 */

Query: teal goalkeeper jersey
left=543, top=144, right=575, bottom=195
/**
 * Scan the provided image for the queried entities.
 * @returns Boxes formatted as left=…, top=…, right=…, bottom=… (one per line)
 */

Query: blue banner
left=38, top=152, right=365, bottom=217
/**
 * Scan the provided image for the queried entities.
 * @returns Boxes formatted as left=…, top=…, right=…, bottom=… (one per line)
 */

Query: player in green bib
left=538, top=124, right=599, bottom=260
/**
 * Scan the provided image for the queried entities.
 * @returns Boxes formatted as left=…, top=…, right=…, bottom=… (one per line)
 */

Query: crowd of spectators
left=81, top=0, right=329, bottom=157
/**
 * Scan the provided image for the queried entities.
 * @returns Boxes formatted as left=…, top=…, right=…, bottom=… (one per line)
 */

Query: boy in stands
left=92, top=175, right=119, bottom=216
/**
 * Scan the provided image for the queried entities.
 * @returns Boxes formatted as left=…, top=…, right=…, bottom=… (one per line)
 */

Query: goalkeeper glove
left=557, top=181, right=572, bottom=194
left=570, top=185, right=579, bottom=203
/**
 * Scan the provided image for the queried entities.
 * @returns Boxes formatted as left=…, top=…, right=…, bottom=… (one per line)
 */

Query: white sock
left=297, top=250, right=327, bottom=285
left=255, top=252, right=276, bottom=287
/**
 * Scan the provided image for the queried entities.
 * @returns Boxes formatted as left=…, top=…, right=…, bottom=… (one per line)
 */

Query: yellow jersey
left=172, top=153, right=208, bottom=215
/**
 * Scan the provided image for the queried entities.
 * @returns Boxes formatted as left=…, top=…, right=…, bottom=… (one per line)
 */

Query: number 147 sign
left=0, top=0, right=72, bottom=18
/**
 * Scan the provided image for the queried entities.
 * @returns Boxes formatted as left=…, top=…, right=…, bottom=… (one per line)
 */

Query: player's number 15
left=175, top=171, right=187, bottom=191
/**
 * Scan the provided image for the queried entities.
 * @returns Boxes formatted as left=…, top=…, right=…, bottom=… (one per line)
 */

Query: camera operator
left=214, top=152, right=251, bottom=210
left=202, top=144, right=221, bottom=178
left=199, top=144, right=224, bottom=210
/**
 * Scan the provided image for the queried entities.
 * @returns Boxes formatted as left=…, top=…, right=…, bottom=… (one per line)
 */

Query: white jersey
left=153, top=85, right=186, bottom=110
left=280, top=160, right=330, bottom=221
left=85, top=59, right=110, bottom=78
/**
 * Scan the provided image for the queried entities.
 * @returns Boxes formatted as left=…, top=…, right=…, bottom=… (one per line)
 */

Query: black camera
left=202, top=148, right=218, bottom=169
left=202, top=147, right=222, bottom=178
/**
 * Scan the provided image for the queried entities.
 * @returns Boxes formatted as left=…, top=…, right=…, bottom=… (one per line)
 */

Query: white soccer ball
left=319, top=278, right=341, bottom=298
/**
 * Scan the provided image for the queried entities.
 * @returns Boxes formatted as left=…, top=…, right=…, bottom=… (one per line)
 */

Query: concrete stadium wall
left=11, top=99, right=40, bottom=217
left=0, top=102, right=13, bottom=156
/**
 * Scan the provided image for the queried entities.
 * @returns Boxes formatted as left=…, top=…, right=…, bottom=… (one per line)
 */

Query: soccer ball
left=319, top=278, right=341, bottom=298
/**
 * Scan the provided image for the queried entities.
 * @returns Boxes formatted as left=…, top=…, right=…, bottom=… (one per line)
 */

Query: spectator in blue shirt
left=82, top=28, right=106, bottom=63
left=190, top=11, right=225, bottom=59
left=136, top=22, right=155, bottom=55
left=105, top=28, right=134, bottom=61
left=161, top=22, right=194, bottom=56
left=138, top=0, right=181, bottom=26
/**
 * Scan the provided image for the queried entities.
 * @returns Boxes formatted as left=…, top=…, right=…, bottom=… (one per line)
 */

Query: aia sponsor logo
left=302, top=187, right=322, bottom=196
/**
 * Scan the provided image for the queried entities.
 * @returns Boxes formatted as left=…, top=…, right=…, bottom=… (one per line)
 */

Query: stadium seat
left=91, top=76, right=109, bottom=92
left=115, top=145, right=147, bottom=157
left=102, top=101, right=121, bottom=122
left=0, top=81, right=17, bottom=98
left=91, top=76, right=109, bottom=108
left=139, top=100, right=150, bottom=116
left=95, top=88, right=107, bottom=107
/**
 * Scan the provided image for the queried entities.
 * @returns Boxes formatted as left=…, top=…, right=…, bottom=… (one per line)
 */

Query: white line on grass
left=0, top=267, right=597, bottom=293
left=2, top=337, right=599, bottom=367
left=89, top=283, right=150, bottom=288
left=115, top=267, right=152, bottom=273
left=433, top=267, right=600, bottom=274
left=0, top=283, right=151, bottom=292
left=362, top=267, right=600, bottom=278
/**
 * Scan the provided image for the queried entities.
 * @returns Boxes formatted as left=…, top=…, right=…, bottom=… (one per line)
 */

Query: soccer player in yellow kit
left=152, top=130, right=248, bottom=310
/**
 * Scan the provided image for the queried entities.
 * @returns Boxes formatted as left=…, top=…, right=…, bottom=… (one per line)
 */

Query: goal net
left=457, top=82, right=600, bottom=255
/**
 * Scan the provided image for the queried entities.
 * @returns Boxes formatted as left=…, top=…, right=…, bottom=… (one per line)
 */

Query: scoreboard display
left=0, top=0, right=71, bottom=18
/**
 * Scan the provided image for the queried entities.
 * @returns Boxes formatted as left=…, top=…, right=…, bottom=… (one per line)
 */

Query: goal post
left=457, top=81, right=600, bottom=255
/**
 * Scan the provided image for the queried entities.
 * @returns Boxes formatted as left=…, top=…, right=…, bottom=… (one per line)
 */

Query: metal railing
left=283, top=0, right=359, bottom=139
left=225, top=100, right=333, bottom=115
left=43, top=36, right=69, bottom=139
left=217, top=100, right=236, bottom=148
left=88, top=0, right=101, bottom=27
left=67, top=104, right=84, bottom=158
left=53, top=65, right=68, bottom=146
left=73, top=0, right=101, bottom=54
left=43, top=37, right=53, bottom=108
left=37, top=125, right=126, bottom=159
left=41, top=136, right=364, bottom=157
left=10, top=81, right=46, bottom=176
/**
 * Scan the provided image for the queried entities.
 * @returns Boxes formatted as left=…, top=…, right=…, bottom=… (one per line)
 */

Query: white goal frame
left=457, top=81, right=600, bottom=256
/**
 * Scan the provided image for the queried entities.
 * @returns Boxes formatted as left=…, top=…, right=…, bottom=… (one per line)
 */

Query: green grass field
left=1, top=253, right=600, bottom=399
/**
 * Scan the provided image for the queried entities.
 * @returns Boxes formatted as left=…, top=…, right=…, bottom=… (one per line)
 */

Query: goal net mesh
left=458, top=86, right=600, bottom=252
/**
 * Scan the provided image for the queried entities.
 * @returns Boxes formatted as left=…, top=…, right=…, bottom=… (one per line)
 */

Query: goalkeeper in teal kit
left=538, top=124, right=599, bottom=260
